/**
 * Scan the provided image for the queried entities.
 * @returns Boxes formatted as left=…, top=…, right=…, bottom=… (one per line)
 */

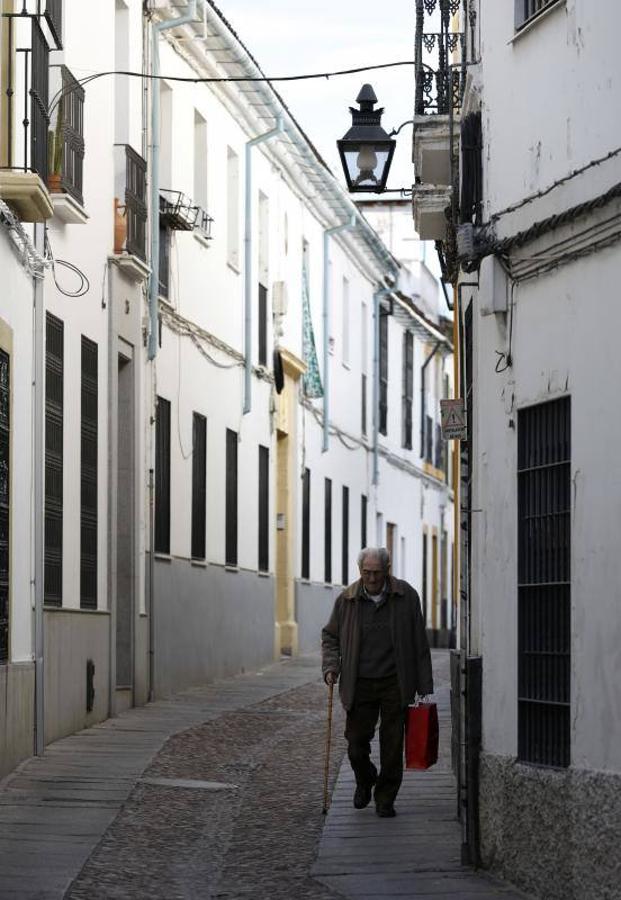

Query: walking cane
left=322, top=680, right=334, bottom=815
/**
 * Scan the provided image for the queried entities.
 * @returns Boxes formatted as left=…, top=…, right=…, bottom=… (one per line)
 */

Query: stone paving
left=0, top=650, right=530, bottom=899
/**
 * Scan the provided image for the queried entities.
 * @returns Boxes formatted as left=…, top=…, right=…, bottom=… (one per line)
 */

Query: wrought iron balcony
left=48, top=66, right=84, bottom=207
left=414, top=0, right=464, bottom=117
left=159, top=190, right=200, bottom=231
left=114, top=144, right=148, bottom=264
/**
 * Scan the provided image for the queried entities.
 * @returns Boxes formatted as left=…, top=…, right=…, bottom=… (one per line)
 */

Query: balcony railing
left=414, top=0, right=464, bottom=116
left=125, top=147, right=147, bottom=260
left=48, top=66, right=84, bottom=204
left=1, top=17, right=50, bottom=179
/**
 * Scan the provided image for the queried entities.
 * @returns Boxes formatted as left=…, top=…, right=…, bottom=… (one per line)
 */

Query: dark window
left=402, top=331, right=413, bottom=449
left=45, top=0, right=63, bottom=48
left=301, top=468, right=310, bottom=579
left=324, top=478, right=332, bottom=583
left=361, top=373, right=367, bottom=436
left=225, top=429, right=238, bottom=566
left=258, top=284, right=268, bottom=366
left=45, top=313, right=63, bottom=607
left=425, top=414, right=434, bottom=464
left=258, top=445, right=269, bottom=572
left=518, top=396, right=571, bottom=768
left=155, top=397, right=171, bottom=554
left=515, top=0, right=558, bottom=30
left=435, top=422, right=444, bottom=471
left=460, top=111, right=482, bottom=226
left=342, top=486, right=349, bottom=586
left=379, top=311, right=388, bottom=435
left=80, top=337, right=98, bottom=610
left=361, top=494, right=367, bottom=550
left=54, top=67, right=84, bottom=205
left=422, top=532, right=428, bottom=624
left=191, top=413, right=207, bottom=560
left=159, top=221, right=171, bottom=299
left=124, top=145, right=147, bottom=260
left=0, top=350, right=10, bottom=663
left=30, top=20, right=50, bottom=180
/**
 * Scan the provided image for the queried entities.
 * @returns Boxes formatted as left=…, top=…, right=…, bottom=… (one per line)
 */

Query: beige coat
left=321, top=576, right=433, bottom=711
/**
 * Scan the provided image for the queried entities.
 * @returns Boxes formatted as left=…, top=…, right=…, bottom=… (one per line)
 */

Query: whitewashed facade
left=0, top=0, right=453, bottom=779
left=454, top=1, right=621, bottom=896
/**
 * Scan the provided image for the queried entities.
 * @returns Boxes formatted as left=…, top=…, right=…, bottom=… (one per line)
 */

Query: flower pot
left=114, top=198, right=127, bottom=254
left=47, top=173, right=63, bottom=193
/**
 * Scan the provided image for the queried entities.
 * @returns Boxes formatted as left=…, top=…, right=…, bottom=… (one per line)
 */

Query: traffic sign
left=440, top=399, right=467, bottom=440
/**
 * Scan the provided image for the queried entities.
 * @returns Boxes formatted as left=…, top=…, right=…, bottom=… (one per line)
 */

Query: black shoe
left=375, top=802, right=396, bottom=818
left=353, top=768, right=378, bottom=810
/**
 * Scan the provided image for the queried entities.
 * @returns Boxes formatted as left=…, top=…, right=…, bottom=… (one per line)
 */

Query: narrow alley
left=0, top=652, right=526, bottom=899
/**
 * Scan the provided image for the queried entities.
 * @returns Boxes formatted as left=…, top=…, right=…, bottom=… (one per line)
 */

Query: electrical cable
left=44, top=229, right=90, bottom=298
left=48, top=60, right=416, bottom=116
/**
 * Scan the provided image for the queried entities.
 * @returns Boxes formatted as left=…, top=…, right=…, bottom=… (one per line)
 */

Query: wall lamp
left=337, top=84, right=412, bottom=194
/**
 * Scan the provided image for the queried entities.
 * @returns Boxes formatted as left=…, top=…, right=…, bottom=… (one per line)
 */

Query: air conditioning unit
left=272, top=281, right=288, bottom=316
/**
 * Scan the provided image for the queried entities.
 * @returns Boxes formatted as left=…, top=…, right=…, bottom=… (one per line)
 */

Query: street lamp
left=337, top=84, right=396, bottom=193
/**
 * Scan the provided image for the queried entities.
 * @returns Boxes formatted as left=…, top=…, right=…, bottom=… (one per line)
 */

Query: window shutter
left=80, top=337, right=98, bottom=610
left=45, top=313, right=64, bottom=607
left=155, top=397, right=171, bottom=554
left=225, top=429, right=238, bottom=566
left=191, top=413, right=207, bottom=560
left=258, top=445, right=269, bottom=572
left=301, top=468, right=310, bottom=579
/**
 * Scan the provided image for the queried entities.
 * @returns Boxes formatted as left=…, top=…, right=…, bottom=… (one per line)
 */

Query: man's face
left=359, top=554, right=387, bottom=595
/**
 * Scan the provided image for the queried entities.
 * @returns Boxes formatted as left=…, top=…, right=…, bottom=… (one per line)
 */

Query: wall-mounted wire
left=44, top=229, right=90, bottom=298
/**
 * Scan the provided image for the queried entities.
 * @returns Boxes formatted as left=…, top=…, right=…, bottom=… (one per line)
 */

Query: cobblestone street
left=0, top=651, right=527, bottom=899
left=67, top=678, right=347, bottom=899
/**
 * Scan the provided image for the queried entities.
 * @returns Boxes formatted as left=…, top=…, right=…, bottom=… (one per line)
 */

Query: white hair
left=357, top=547, right=390, bottom=570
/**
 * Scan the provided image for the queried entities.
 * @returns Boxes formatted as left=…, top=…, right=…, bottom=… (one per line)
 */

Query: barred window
left=258, top=445, right=269, bottom=572
left=80, top=337, right=98, bottom=610
left=191, top=413, right=207, bottom=561
left=155, top=397, right=171, bottom=555
left=518, top=396, right=571, bottom=768
left=45, top=314, right=64, bottom=607
left=225, top=429, right=238, bottom=566
left=515, top=0, right=561, bottom=29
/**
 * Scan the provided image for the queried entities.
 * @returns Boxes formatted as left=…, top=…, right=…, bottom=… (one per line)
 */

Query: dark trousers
left=344, top=674, right=406, bottom=806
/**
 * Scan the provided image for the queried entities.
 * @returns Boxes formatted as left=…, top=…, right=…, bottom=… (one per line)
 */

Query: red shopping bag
left=405, top=702, right=439, bottom=769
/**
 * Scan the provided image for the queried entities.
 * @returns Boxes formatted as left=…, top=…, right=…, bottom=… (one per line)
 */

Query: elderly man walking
left=321, top=547, right=433, bottom=817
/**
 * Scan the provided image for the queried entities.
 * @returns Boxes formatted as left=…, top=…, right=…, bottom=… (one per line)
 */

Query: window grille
left=515, top=0, right=559, bottom=29
left=258, top=284, right=268, bottom=366
left=518, top=396, right=571, bottom=768
left=125, top=146, right=147, bottom=260
left=159, top=222, right=171, bottom=299
left=53, top=66, right=85, bottom=204
left=324, top=478, right=332, bottom=583
left=80, top=337, right=98, bottom=610
left=301, top=468, right=310, bottom=579
left=342, top=486, right=349, bottom=586
left=379, top=311, right=388, bottom=436
left=360, top=494, right=367, bottom=550
left=30, top=19, right=50, bottom=180
left=155, top=397, right=171, bottom=555
left=45, top=314, right=63, bottom=606
left=460, top=111, right=482, bottom=226
left=225, top=429, right=238, bottom=566
left=44, top=0, right=63, bottom=48
left=258, top=445, right=269, bottom=572
left=0, top=350, right=10, bottom=664
left=191, top=413, right=207, bottom=560
left=402, top=331, right=413, bottom=449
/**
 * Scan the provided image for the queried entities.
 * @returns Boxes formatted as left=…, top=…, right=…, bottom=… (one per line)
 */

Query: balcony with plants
left=113, top=143, right=149, bottom=281
left=46, top=65, right=86, bottom=223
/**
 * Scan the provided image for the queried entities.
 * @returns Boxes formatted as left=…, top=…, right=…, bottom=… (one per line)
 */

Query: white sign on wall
left=441, top=399, right=467, bottom=440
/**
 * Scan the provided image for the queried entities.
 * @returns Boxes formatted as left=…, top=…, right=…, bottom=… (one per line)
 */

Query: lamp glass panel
left=343, top=147, right=391, bottom=189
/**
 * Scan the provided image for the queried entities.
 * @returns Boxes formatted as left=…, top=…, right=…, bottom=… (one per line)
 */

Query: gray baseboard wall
left=479, top=751, right=621, bottom=899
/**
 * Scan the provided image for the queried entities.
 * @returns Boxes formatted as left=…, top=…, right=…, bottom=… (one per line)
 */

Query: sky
left=214, top=0, right=416, bottom=193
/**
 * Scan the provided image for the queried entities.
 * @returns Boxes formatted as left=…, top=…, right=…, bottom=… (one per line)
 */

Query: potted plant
left=47, top=97, right=64, bottom=193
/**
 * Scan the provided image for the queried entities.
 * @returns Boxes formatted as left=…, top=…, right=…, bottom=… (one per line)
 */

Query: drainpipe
left=147, top=1, right=199, bottom=361
left=243, top=117, right=284, bottom=414
left=322, top=215, right=356, bottom=451
left=420, top=341, right=442, bottom=460
left=33, top=223, right=45, bottom=756
left=372, top=287, right=392, bottom=486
